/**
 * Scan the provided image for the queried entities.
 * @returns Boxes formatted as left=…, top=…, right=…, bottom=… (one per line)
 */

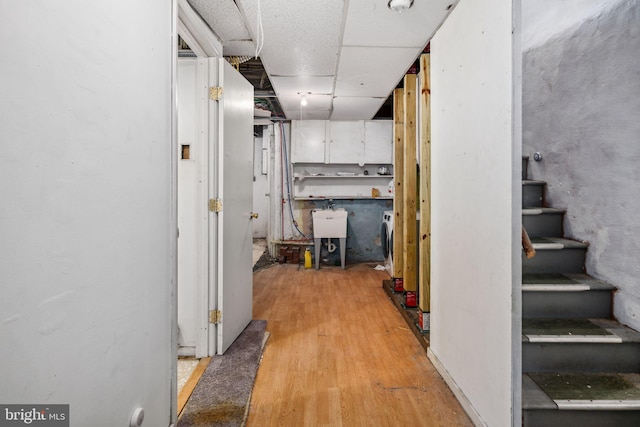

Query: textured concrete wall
left=522, top=0, right=622, bottom=50
left=523, top=1, right=640, bottom=330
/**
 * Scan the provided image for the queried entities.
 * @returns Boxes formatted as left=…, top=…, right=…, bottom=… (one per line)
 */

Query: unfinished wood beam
left=403, top=74, right=417, bottom=294
left=393, top=88, right=405, bottom=279
left=419, top=54, right=431, bottom=313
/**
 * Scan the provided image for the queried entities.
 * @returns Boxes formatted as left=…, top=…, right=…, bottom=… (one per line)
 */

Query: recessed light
left=388, top=0, right=414, bottom=12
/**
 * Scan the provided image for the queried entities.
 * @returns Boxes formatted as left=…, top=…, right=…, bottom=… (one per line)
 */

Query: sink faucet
left=327, top=199, right=335, bottom=210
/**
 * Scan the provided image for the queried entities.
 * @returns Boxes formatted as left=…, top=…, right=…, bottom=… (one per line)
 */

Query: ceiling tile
left=236, top=0, right=344, bottom=76
left=342, top=0, right=455, bottom=47
left=278, top=93, right=332, bottom=112
left=223, top=40, right=257, bottom=57
left=331, top=97, right=386, bottom=120
left=270, top=76, right=334, bottom=95
left=285, top=110, right=331, bottom=120
left=189, top=0, right=460, bottom=120
left=335, top=46, right=418, bottom=97
left=188, top=0, right=252, bottom=42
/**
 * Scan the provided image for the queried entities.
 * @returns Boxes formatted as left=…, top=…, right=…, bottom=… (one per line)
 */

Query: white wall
left=0, top=2, right=176, bottom=426
left=177, top=59, right=207, bottom=355
left=522, top=0, right=640, bottom=331
left=252, top=133, right=270, bottom=238
left=429, top=0, right=519, bottom=426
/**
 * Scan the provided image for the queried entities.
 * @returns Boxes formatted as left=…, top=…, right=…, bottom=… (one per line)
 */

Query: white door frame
left=177, top=0, right=223, bottom=358
left=194, top=59, right=212, bottom=358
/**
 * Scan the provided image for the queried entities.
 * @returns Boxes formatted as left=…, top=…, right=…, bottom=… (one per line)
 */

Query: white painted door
left=209, top=58, right=254, bottom=355
left=1, top=2, right=175, bottom=425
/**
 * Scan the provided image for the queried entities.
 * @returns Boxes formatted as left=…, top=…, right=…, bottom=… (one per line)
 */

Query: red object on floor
left=404, top=291, right=417, bottom=308
left=394, top=278, right=404, bottom=292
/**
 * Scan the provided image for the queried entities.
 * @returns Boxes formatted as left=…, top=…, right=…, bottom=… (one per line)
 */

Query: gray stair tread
left=522, top=207, right=565, bottom=215
left=522, top=273, right=615, bottom=291
left=523, top=374, right=557, bottom=410
left=522, top=318, right=640, bottom=343
left=525, top=373, right=640, bottom=407
left=530, top=237, right=588, bottom=249
left=591, top=319, right=640, bottom=343
left=523, top=180, right=546, bottom=186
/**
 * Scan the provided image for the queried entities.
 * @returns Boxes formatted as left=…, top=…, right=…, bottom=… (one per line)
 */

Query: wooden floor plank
left=246, top=264, right=472, bottom=426
left=177, top=356, right=211, bottom=418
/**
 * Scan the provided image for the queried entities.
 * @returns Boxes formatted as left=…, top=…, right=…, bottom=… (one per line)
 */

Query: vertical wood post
left=393, top=88, right=405, bottom=279
left=402, top=74, right=417, bottom=296
left=419, top=54, right=432, bottom=314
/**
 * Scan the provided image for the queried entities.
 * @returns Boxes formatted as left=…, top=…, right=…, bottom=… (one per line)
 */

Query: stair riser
left=522, top=249, right=586, bottom=274
left=523, top=214, right=564, bottom=237
left=523, top=342, right=640, bottom=373
left=524, top=409, right=640, bottom=427
left=523, top=290, right=612, bottom=319
left=523, top=158, right=528, bottom=181
left=523, top=185, right=544, bottom=207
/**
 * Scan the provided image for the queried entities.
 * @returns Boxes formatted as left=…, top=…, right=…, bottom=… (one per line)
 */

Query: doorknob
left=250, top=212, right=259, bottom=219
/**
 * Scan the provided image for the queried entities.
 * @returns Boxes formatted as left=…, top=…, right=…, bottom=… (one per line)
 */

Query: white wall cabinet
left=291, top=120, right=326, bottom=163
left=328, top=121, right=365, bottom=164
left=364, top=120, right=393, bottom=164
left=291, top=120, right=392, bottom=165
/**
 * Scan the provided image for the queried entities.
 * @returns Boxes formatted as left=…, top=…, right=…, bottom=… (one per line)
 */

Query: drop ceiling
left=188, top=0, right=457, bottom=120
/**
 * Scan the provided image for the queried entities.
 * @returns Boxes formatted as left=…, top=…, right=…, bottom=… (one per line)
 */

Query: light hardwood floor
left=247, top=264, right=472, bottom=427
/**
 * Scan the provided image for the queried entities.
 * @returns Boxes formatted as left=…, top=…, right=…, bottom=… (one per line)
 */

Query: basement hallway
left=246, top=263, right=472, bottom=426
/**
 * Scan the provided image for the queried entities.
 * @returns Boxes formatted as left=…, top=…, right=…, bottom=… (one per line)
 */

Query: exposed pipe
left=279, top=123, right=285, bottom=240
left=279, top=122, right=307, bottom=238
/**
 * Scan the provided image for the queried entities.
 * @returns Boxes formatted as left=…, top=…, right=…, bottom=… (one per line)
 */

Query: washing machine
left=381, top=210, right=394, bottom=275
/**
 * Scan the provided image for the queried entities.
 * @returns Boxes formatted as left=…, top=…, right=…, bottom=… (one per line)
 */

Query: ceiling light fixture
left=388, top=0, right=414, bottom=12
left=298, top=92, right=310, bottom=106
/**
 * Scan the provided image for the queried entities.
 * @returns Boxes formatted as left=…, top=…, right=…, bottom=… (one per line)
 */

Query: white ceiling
left=188, top=0, right=458, bottom=120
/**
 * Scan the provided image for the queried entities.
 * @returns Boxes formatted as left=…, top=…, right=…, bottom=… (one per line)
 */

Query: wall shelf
left=292, top=165, right=393, bottom=200
left=294, top=196, right=393, bottom=201
left=294, top=174, right=393, bottom=180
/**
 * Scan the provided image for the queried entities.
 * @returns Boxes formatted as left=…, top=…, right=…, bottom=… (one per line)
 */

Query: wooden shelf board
left=293, top=196, right=393, bottom=200
left=294, top=175, right=393, bottom=179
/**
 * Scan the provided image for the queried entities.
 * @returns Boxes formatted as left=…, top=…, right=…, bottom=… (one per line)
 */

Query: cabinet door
left=364, top=120, right=393, bottom=164
left=328, top=121, right=364, bottom=164
left=291, top=120, right=326, bottom=163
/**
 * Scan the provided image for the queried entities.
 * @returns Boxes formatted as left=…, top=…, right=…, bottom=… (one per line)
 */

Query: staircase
left=521, top=156, right=640, bottom=427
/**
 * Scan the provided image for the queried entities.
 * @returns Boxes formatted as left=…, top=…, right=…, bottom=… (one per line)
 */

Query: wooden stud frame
left=419, top=54, right=432, bottom=312
left=402, top=74, right=418, bottom=292
left=393, top=88, right=405, bottom=279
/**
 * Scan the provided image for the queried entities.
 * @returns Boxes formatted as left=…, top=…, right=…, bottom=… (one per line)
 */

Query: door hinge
left=209, top=86, right=223, bottom=101
left=209, top=310, right=222, bottom=324
left=209, top=198, right=222, bottom=213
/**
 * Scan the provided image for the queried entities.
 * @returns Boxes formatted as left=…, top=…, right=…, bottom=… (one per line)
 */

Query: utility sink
left=312, top=208, right=348, bottom=270
left=312, top=208, right=348, bottom=238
